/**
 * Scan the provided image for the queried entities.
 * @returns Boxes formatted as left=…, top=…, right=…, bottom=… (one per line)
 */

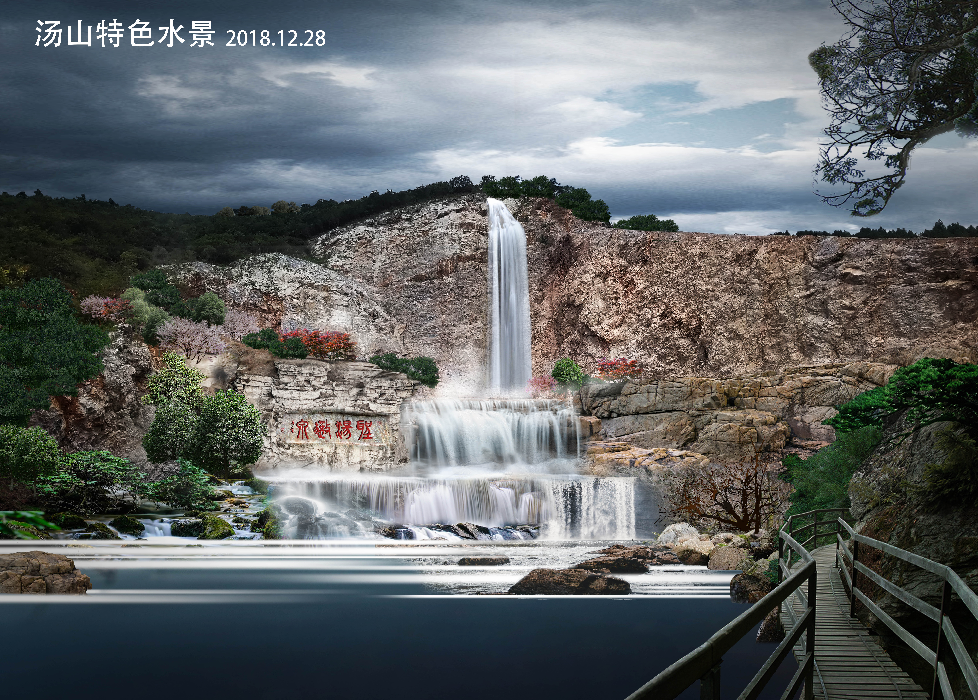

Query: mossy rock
left=170, top=519, right=203, bottom=537
left=199, top=514, right=234, bottom=540
left=217, top=490, right=236, bottom=500
left=50, top=512, right=87, bottom=529
left=232, top=516, right=248, bottom=524
left=251, top=508, right=281, bottom=539
left=109, top=515, right=145, bottom=536
left=86, top=522, right=122, bottom=540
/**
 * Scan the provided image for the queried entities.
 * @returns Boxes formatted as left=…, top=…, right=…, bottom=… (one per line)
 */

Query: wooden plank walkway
left=781, top=546, right=929, bottom=699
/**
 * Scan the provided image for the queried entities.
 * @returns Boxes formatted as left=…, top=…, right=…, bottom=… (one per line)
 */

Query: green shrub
left=826, top=358, right=978, bottom=437
left=782, top=425, right=883, bottom=516
left=612, top=214, right=679, bottom=232
left=143, top=401, right=199, bottom=464
left=175, top=291, right=226, bottom=326
left=141, top=351, right=205, bottom=409
left=0, top=425, right=63, bottom=484
left=38, top=450, right=144, bottom=514
left=369, top=353, right=440, bottom=388
left=551, top=358, right=585, bottom=387
left=144, top=459, right=218, bottom=511
left=131, top=269, right=182, bottom=310
left=242, top=327, right=308, bottom=358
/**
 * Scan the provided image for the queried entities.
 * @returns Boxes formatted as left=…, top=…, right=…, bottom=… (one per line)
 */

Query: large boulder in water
left=0, top=551, right=91, bottom=594
left=199, top=514, right=234, bottom=540
left=657, top=523, right=699, bottom=545
left=277, top=497, right=317, bottom=517
left=458, top=556, right=510, bottom=566
left=508, top=568, right=631, bottom=595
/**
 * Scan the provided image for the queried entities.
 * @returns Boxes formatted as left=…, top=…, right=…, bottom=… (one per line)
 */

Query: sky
left=3, top=0, right=977, bottom=235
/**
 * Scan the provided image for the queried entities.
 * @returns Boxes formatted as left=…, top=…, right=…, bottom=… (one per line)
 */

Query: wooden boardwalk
left=782, top=546, right=929, bottom=700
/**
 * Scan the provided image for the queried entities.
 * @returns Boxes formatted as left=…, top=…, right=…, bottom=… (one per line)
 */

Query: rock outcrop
left=508, top=568, right=631, bottom=595
left=848, top=416, right=978, bottom=697
left=581, top=363, right=895, bottom=457
left=0, top=551, right=91, bottom=594
left=231, top=358, right=420, bottom=471
left=30, top=332, right=155, bottom=463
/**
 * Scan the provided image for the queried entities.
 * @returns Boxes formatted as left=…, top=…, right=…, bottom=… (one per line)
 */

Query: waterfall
left=405, top=398, right=578, bottom=467
left=265, top=474, right=636, bottom=540
left=487, top=198, right=532, bottom=393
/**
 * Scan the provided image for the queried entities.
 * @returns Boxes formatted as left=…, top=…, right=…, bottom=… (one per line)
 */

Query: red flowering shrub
left=597, top=358, right=642, bottom=382
left=527, top=375, right=558, bottom=397
left=281, top=329, right=357, bottom=361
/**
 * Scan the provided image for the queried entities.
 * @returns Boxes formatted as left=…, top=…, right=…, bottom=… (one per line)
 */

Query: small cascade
left=265, top=474, right=636, bottom=540
left=487, top=198, right=531, bottom=392
left=405, top=398, right=579, bottom=467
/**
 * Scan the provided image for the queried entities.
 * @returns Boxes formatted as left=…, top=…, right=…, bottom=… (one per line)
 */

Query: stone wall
left=232, top=359, right=420, bottom=471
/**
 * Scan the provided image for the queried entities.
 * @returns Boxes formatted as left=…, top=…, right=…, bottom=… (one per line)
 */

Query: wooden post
left=805, top=567, right=817, bottom=700
left=700, top=662, right=721, bottom=700
left=850, top=539, right=859, bottom=618
left=930, top=578, right=953, bottom=699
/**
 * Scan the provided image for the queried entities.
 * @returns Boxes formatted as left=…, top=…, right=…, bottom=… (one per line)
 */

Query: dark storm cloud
left=2, top=0, right=976, bottom=229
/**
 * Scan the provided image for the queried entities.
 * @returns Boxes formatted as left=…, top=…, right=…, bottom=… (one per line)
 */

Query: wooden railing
left=835, top=518, right=978, bottom=700
left=625, top=525, right=818, bottom=700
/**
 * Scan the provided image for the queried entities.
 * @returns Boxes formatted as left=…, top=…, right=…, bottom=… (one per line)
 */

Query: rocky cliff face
left=30, top=332, right=155, bottom=463
left=848, top=417, right=978, bottom=697
left=171, top=195, right=978, bottom=393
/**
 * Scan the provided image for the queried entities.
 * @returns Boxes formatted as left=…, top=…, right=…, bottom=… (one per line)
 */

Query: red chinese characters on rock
left=356, top=420, right=373, bottom=440
left=290, top=417, right=376, bottom=441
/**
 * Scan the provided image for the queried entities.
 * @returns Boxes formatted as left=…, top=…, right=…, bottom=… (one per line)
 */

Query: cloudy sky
left=3, top=0, right=977, bottom=234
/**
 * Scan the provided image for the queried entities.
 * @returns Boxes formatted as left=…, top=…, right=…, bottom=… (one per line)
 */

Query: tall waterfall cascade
left=259, top=198, right=642, bottom=541
left=487, top=198, right=532, bottom=393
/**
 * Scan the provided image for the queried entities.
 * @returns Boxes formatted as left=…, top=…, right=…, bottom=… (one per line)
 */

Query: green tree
left=271, top=200, right=300, bottom=214
left=811, top=0, right=978, bottom=216
left=0, top=278, right=109, bottom=425
left=184, top=391, right=264, bottom=478
left=180, top=291, right=226, bottom=326
left=120, top=287, right=171, bottom=345
left=142, top=401, right=200, bottom=463
left=0, top=425, right=63, bottom=485
left=612, top=214, right=679, bottom=232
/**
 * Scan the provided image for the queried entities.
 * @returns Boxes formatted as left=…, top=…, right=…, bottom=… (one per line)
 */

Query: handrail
left=625, top=528, right=818, bottom=700
left=835, top=517, right=978, bottom=700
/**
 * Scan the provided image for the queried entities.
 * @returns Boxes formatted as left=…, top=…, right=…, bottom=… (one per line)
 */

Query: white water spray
left=487, top=198, right=532, bottom=393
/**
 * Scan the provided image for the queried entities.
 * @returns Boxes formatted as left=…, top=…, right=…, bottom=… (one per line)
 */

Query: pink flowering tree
left=80, top=295, right=133, bottom=323
left=220, top=309, right=260, bottom=341
left=157, top=318, right=227, bottom=362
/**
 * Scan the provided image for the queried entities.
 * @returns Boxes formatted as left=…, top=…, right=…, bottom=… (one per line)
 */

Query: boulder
left=708, top=546, right=750, bottom=571
left=457, top=522, right=493, bottom=540
left=377, top=525, right=415, bottom=540
left=277, top=497, right=317, bottom=517
left=573, top=555, right=649, bottom=574
left=757, top=607, right=785, bottom=643
left=171, top=519, right=204, bottom=537
left=730, top=572, right=774, bottom=604
left=0, top=551, right=91, bottom=594
left=712, top=532, right=747, bottom=547
left=675, top=548, right=709, bottom=566
left=199, top=514, right=234, bottom=540
left=458, top=557, right=510, bottom=566
left=84, top=522, right=121, bottom=540
left=109, top=515, right=144, bottom=536
left=657, top=523, right=699, bottom=546
left=508, top=568, right=631, bottom=595
left=49, top=512, right=87, bottom=529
